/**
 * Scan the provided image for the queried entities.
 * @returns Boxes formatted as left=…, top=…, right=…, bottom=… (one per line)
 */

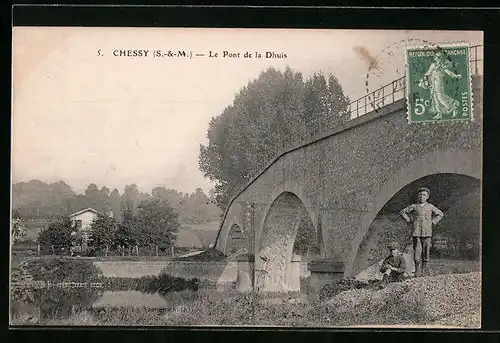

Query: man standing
left=379, top=241, right=407, bottom=284
left=399, top=187, right=444, bottom=277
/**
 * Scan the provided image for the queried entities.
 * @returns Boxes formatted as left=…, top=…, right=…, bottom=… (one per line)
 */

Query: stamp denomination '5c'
left=406, top=44, right=472, bottom=123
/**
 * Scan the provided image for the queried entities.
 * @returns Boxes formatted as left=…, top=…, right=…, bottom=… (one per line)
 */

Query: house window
left=75, top=220, right=82, bottom=230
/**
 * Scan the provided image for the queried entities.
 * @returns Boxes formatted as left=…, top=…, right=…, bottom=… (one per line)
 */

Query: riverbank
left=11, top=272, right=480, bottom=328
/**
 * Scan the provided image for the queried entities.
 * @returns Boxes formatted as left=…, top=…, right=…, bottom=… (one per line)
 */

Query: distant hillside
left=12, top=179, right=222, bottom=226
left=12, top=180, right=77, bottom=219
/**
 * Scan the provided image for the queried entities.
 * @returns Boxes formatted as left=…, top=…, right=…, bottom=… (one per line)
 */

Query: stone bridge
left=214, top=72, right=482, bottom=294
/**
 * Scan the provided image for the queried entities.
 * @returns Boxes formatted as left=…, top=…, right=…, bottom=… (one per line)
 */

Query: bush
left=38, top=218, right=72, bottom=255
left=25, top=258, right=103, bottom=282
left=145, top=274, right=199, bottom=295
left=103, top=274, right=200, bottom=295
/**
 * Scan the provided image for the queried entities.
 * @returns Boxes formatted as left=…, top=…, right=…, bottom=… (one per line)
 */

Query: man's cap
left=417, top=187, right=430, bottom=195
left=387, top=241, right=400, bottom=250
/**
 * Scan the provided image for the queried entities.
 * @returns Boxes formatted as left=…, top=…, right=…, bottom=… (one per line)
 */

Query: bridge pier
left=287, top=254, right=302, bottom=296
left=236, top=253, right=254, bottom=292
left=307, top=258, right=345, bottom=302
left=235, top=253, right=304, bottom=295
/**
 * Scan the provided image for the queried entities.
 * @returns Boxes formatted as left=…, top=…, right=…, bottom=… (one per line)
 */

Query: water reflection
left=10, top=274, right=203, bottom=324
left=11, top=287, right=104, bottom=322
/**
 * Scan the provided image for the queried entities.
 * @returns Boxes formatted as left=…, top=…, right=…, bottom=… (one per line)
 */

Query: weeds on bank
left=13, top=287, right=435, bottom=327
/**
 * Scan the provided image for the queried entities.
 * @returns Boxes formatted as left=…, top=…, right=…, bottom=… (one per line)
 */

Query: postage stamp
left=405, top=43, right=472, bottom=123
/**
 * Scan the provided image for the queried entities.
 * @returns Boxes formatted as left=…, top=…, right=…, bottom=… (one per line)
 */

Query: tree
left=121, top=184, right=140, bottom=212
left=11, top=210, right=27, bottom=245
left=97, top=186, right=110, bottom=212
left=38, top=217, right=72, bottom=255
left=134, top=198, right=180, bottom=249
left=108, top=188, right=122, bottom=221
left=85, top=183, right=100, bottom=203
left=89, top=212, right=118, bottom=256
left=114, top=207, right=140, bottom=250
left=198, top=67, right=350, bottom=210
left=152, top=187, right=184, bottom=212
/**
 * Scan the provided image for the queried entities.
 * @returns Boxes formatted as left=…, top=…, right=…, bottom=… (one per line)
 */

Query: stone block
left=307, top=258, right=344, bottom=302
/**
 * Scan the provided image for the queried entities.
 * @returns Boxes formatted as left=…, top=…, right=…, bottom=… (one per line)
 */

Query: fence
left=348, top=44, right=483, bottom=119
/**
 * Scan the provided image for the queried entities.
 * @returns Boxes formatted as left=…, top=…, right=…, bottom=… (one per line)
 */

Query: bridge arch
left=255, top=183, right=318, bottom=248
left=347, top=148, right=481, bottom=276
left=255, top=191, right=316, bottom=293
left=218, top=213, right=244, bottom=255
left=225, top=222, right=248, bottom=255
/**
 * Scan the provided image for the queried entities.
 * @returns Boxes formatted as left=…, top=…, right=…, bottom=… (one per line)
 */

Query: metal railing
left=349, top=76, right=407, bottom=118
left=348, top=44, right=483, bottom=119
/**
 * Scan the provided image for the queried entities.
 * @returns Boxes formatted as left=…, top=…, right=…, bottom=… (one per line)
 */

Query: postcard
left=10, top=27, right=483, bottom=328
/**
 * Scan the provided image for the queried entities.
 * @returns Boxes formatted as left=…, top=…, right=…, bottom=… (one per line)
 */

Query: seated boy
left=379, top=241, right=407, bottom=283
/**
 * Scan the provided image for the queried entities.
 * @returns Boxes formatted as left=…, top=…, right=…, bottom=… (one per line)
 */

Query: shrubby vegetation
left=104, top=274, right=200, bottom=295
left=23, top=258, right=103, bottom=282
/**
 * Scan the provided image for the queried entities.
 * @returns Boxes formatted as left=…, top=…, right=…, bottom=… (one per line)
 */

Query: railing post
left=381, top=85, right=385, bottom=107
left=392, top=80, right=395, bottom=103
left=364, top=95, right=367, bottom=116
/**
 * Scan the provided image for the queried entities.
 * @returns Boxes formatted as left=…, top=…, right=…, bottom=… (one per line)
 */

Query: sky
left=11, top=27, right=483, bottom=195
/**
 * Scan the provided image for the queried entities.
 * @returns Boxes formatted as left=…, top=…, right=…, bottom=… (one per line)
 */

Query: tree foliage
left=198, top=67, right=350, bottom=210
left=37, top=217, right=72, bottom=254
left=133, top=198, right=180, bottom=248
left=89, top=212, right=119, bottom=255
left=11, top=210, right=27, bottom=245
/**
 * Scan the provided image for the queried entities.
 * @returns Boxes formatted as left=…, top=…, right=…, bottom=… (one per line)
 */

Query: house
left=69, top=208, right=99, bottom=231
left=68, top=208, right=113, bottom=243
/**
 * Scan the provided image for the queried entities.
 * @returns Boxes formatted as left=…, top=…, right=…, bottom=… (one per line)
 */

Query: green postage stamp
left=406, top=43, right=472, bottom=123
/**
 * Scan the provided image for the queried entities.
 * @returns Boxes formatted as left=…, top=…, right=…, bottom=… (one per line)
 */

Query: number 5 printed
left=414, top=98, right=426, bottom=116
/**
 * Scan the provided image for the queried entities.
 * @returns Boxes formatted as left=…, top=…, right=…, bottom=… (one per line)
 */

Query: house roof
left=68, top=207, right=100, bottom=218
